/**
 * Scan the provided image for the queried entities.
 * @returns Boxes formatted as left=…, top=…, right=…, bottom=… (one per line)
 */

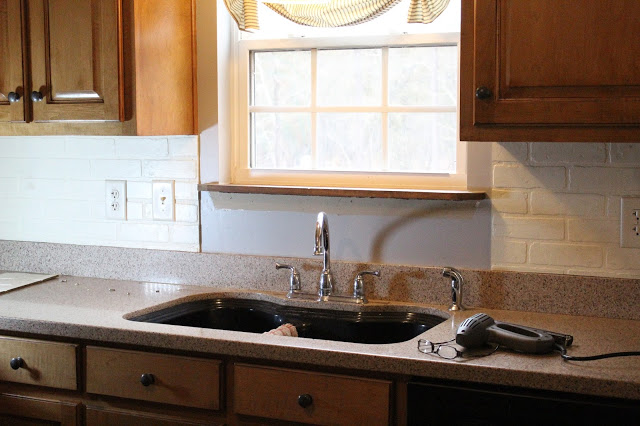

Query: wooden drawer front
left=233, top=364, right=391, bottom=425
left=0, top=336, right=77, bottom=390
left=85, top=347, right=221, bottom=410
left=85, top=406, right=222, bottom=426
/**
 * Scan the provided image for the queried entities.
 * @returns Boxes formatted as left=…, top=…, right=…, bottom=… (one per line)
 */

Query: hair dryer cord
left=555, top=344, right=640, bottom=361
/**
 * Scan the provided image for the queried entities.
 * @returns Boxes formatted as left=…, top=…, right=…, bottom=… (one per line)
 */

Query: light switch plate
left=620, top=197, right=640, bottom=248
left=152, top=180, right=175, bottom=221
left=105, top=180, right=126, bottom=220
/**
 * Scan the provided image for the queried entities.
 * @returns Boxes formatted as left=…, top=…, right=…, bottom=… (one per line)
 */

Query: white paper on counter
left=0, top=272, right=59, bottom=293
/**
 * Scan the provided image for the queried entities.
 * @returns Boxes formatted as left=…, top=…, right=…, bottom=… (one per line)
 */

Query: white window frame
left=230, top=32, right=467, bottom=190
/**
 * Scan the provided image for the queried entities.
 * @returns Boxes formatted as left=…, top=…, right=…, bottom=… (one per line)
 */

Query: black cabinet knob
left=31, top=91, right=44, bottom=102
left=140, top=373, right=155, bottom=386
left=8, top=92, right=20, bottom=103
left=475, top=86, right=492, bottom=100
left=10, top=357, right=23, bottom=370
left=297, top=393, right=313, bottom=408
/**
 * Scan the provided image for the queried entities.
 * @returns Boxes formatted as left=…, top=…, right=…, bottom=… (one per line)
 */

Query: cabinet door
left=460, top=0, right=640, bottom=142
left=28, top=0, right=122, bottom=122
left=0, top=0, right=26, bottom=122
left=0, top=394, right=79, bottom=426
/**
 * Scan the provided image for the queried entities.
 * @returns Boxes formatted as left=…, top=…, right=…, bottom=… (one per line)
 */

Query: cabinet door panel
left=29, top=0, right=121, bottom=122
left=0, top=0, right=26, bottom=122
left=461, top=0, right=640, bottom=141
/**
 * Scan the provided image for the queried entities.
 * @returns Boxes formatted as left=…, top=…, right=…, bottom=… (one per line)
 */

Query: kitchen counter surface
left=1, top=274, right=639, bottom=401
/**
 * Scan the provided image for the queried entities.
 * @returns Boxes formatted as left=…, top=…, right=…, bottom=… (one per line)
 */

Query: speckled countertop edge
left=0, top=274, right=639, bottom=401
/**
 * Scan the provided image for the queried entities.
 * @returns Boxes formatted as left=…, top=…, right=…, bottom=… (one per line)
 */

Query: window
left=229, top=0, right=465, bottom=190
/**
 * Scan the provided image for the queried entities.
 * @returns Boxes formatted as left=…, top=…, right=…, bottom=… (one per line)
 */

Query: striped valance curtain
left=223, top=0, right=450, bottom=32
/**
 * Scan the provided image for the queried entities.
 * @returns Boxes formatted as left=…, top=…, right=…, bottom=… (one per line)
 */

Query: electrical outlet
left=105, top=180, right=127, bottom=220
left=620, top=197, right=640, bottom=248
left=152, top=180, right=175, bottom=221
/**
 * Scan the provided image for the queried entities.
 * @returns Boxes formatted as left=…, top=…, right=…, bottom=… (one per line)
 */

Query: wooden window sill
left=198, top=183, right=486, bottom=201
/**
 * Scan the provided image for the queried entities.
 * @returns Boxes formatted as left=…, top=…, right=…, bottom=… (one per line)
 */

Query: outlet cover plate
left=153, top=180, right=175, bottom=221
left=105, top=180, right=126, bottom=220
left=620, top=197, right=640, bottom=248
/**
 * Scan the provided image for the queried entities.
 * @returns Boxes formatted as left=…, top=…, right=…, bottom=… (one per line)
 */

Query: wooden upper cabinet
left=0, top=0, right=26, bottom=123
left=28, top=0, right=121, bottom=122
left=0, top=0, right=196, bottom=136
left=460, top=0, right=640, bottom=142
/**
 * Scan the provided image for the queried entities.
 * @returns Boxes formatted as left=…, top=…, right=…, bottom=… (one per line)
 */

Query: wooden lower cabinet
left=0, top=394, right=79, bottom=426
left=85, top=406, right=219, bottom=426
left=233, top=363, right=392, bottom=425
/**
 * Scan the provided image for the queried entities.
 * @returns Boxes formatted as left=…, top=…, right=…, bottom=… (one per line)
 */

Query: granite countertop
left=1, top=274, right=639, bottom=401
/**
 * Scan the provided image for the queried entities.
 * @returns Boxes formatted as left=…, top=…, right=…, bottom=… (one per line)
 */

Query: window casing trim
left=231, top=32, right=466, bottom=190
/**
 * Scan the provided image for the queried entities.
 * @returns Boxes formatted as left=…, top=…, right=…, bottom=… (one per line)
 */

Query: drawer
left=233, top=363, right=392, bottom=425
left=0, top=336, right=78, bottom=390
left=85, top=347, right=221, bottom=410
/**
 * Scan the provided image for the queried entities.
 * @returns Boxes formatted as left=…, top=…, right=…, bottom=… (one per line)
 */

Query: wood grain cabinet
left=460, top=0, right=640, bottom=142
left=0, top=336, right=80, bottom=426
left=233, top=363, right=393, bottom=425
left=0, top=0, right=196, bottom=136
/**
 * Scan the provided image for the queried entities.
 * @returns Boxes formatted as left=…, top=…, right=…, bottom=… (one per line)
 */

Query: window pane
left=388, top=113, right=457, bottom=173
left=253, top=51, right=311, bottom=106
left=389, top=46, right=458, bottom=106
left=317, top=113, right=382, bottom=171
left=252, top=113, right=312, bottom=169
left=317, top=49, right=381, bottom=106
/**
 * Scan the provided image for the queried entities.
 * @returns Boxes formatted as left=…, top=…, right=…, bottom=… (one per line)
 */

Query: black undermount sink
left=129, top=298, right=447, bottom=344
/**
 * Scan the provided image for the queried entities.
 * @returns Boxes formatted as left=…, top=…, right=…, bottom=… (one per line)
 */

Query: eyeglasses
left=418, top=338, right=499, bottom=360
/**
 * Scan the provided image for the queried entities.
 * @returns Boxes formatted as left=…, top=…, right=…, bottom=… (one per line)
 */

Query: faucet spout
left=314, top=212, right=333, bottom=298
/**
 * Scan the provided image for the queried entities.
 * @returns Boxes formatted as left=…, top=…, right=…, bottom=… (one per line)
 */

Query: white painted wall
left=0, top=136, right=200, bottom=251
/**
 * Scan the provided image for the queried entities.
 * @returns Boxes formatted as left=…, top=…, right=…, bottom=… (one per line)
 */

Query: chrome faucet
left=442, top=267, right=465, bottom=311
left=314, top=212, right=334, bottom=298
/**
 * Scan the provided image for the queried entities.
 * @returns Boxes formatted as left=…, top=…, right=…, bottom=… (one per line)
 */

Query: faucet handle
left=442, top=267, right=465, bottom=311
left=276, top=263, right=302, bottom=298
left=352, top=270, right=380, bottom=304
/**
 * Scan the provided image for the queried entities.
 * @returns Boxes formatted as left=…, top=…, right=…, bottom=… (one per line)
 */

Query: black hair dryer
left=456, top=313, right=573, bottom=354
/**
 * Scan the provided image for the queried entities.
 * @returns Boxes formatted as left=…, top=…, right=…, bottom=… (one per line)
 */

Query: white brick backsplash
left=0, top=136, right=198, bottom=252
left=530, top=191, right=605, bottom=216
left=493, top=216, right=564, bottom=240
left=126, top=202, right=144, bottom=220
left=1, top=198, right=42, bottom=219
left=610, top=143, right=640, bottom=164
left=116, top=138, right=169, bottom=159
left=143, top=160, right=197, bottom=179
left=606, top=196, right=621, bottom=218
left=43, top=200, right=93, bottom=220
left=170, top=225, right=200, bottom=244
left=570, top=167, right=640, bottom=194
left=605, top=247, right=640, bottom=270
left=175, top=182, right=198, bottom=201
left=0, top=159, right=91, bottom=178
left=493, top=165, right=565, bottom=189
left=0, top=178, right=18, bottom=193
left=0, top=137, right=65, bottom=158
left=0, top=218, right=22, bottom=240
left=91, top=160, right=141, bottom=178
left=143, top=203, right=153, bottom=219
left=567, top=219, right=619, bottom=243
left=531, top=143, right=606, bottom=164
left=175, top=203, right=199, bottom=223
left=66, top=138, right=115, bottom=158
left=117, top=223, right=169, bottom=242
left=490, top=190, right=528, bottom=214
left=126, top=181, right=153, bottom=199
left=530, top=242, right=603, bottom=267
left=169, top=136, right=198, bottom=158
left=492, top=142, right=528, bottom=163
left=491, top=239, right=527, bottom=264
